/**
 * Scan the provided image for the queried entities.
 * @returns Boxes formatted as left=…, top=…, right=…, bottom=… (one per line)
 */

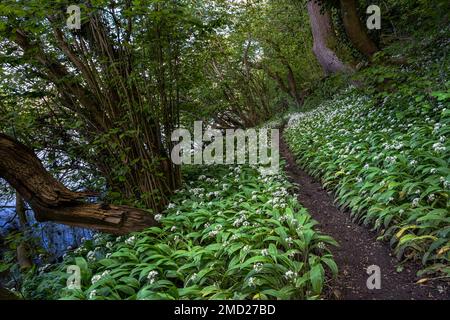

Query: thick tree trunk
left=307, top=1, right=352, bottom=75
left=0, top=133, right=157, bottom=235
left=12, top=15, right=181, bottom=214
left=286, top=65, right=304, bottom=107
left=340, top=0, right=378, bottom=57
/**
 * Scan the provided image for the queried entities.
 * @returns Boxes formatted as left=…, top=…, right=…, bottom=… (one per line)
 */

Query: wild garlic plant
left=284, top=31, right=449, bottom=279
left=24, top=164, right=337, bottom=300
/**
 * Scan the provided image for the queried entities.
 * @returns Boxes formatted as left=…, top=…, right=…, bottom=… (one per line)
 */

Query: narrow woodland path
left=280, top=133, right=449, bottom=300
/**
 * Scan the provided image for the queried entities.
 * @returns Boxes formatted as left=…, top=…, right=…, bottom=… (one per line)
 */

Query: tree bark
left=286, top=65, right=304, bottom=106
left=340, top=0, right=378, bottom=57
left=307, top=1, right=352, bottom=75
left=11, top=14, right=181, bottom=213
left=0, top=133, right=157, bottom=235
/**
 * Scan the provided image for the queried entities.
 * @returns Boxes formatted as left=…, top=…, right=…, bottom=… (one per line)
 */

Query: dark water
left=0, top=205, right=93, bottom=259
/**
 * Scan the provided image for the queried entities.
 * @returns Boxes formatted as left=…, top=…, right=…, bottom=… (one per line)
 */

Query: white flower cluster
left=38, top=264, right=51, bottom=274
left=432, top=142, right=446, bottom=153
left=125, top=236, right=136, bottom=246
left=167, top=203, right=176, bottom=209
left=207, top=225, right=222, bottom=238
left=147, top=270, right=158, bottom=284
left=284, top=270, right=296, bottom=281
left=91, top=270, right=110, bottom=284
left=233, top=211, right=248, bottom=227
left=253, top=263, right=263, bottom=272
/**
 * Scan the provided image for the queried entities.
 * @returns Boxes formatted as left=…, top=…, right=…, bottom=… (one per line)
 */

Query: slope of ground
left=281, top=135, right=448, bottom=299
left=283, top=26, right=449, bottom=295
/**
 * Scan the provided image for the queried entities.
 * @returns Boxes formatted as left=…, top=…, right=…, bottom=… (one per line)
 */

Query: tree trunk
left=307, top=1, right=352, bottom=75
left=340, top=0, right=378, bottom=57
left=16, top=192, right=33, bottom=269
left=0, top=133, right=157, bottom=235
left=286, top=65, right=304, bottom=107
left=11, top=13, right=181, bottom=214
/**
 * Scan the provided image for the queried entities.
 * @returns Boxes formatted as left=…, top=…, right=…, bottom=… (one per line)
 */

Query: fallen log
left=0, top=133, right=157, bottom=235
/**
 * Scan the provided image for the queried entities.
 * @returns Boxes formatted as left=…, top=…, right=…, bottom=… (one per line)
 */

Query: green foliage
left=24, top=165, right=337, bottom=300
left=285, top=27, right=450, bottom=278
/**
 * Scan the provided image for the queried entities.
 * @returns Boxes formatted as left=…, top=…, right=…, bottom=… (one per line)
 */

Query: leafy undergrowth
left=24, top=165, right=337, bottom=300
left=285, top=28, right=450, bottom=279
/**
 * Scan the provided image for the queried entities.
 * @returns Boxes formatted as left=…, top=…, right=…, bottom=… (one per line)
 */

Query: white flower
left=87, top=250, right=96, bottom=262
left=88, top=290, right=97, bottom=300
left=167, top=203, right=176, bottom=209
left=125, top=236, right=136, bottom=245
left=232, top=215, right=246, bottom=227
left=208, top=230, right=219, bottom=237
left=433, top=142, right=445, bottom=153
left=253, top=263, right=263, bottom=272
left=187, top=273, right=198, bottom=284
left=170, top=226, right=177, bottom=232
left=430, top=168, right=438, bottom=174
left=363, top=164, right=369, bottom=170
left=101, top=270, right=110, bottom=278
left=38, top=264, right=51, bottom=273
left=247, top=277, right=256, bottom=287
left=386, top=156, right=397, bottom=164
left=106, top=242, right=113, bottom=249
left=261, top=249, right=269, bottom=256
left=412, top=198, right=420, bottom=207
left=154, top=214, right=163, bottom=222
left=91, top=274, right=102, bottom=284
left=428, top=194, right=436, bottom=202
left=284, top=270, right=296, bottom=280
left=147, top=270, right=158, bottom=284
left=317, top=242, right=326, bottom=250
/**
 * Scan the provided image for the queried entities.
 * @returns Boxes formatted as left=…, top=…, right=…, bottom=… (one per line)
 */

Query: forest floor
left=280, top=131, right=449, bottom=300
